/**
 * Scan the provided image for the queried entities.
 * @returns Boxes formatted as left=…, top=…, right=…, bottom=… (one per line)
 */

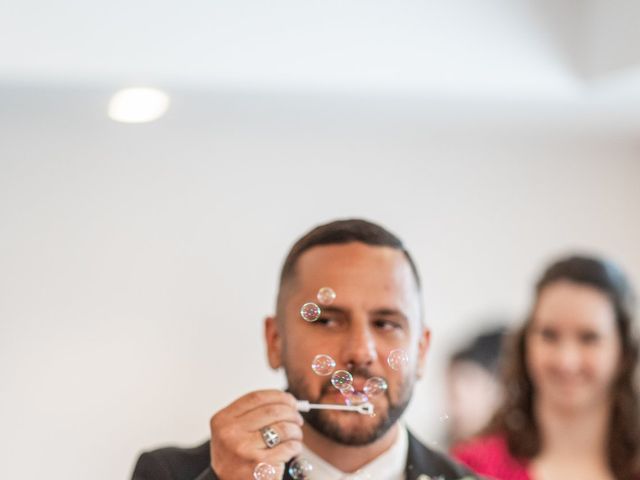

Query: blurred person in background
left=445, top=326, right=506, bottom=448
left=452, top=255, right=640, bottom=480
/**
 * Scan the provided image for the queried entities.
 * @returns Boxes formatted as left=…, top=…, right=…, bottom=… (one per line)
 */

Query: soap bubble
left=316, top=287, right=336, bottom=305
left=288, top=457, right=313, bottom=480
left=331, top=370, right=353, bottom=391
left=253, top=462, right=277, bottom=480
left=300, top=302, right=321, bottom=322
left=344, top=391, right=369, bottom=406
left=387, top=349, right=409, bottom=371
left=311, top=354, right=336, bottom=376
left=363, top=377, right=388, bottom=397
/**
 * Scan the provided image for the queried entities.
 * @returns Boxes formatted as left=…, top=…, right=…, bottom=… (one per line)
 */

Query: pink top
left=451, top=435, right=530, bottom=480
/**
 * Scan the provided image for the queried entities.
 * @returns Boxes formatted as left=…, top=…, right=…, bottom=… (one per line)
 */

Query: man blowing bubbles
left=132, top=219, right=474, bottom=480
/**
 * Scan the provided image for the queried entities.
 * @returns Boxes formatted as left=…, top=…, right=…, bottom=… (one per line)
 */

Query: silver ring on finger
left=260, top=426, right=281, bottom=449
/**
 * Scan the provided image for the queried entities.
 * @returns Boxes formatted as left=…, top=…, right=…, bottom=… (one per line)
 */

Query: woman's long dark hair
left=488, top=255, right=640, bottom=479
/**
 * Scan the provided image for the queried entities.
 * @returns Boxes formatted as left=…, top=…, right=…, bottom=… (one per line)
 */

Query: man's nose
left=340, top=320, right=377, bottom=368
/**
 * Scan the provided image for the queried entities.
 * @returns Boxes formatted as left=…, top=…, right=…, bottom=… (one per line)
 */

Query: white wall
left=1, top=86, right=640, bottom=479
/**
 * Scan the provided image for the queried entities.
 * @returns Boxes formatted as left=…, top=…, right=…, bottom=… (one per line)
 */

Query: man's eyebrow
left=319, top=306, right=408, bottom=323
left=318, top=306, right=347, bottom=315
left=370, top=308, right=409, bottom=321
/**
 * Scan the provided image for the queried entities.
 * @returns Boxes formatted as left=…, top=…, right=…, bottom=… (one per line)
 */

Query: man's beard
left=285, top=365, right=412, bottom=446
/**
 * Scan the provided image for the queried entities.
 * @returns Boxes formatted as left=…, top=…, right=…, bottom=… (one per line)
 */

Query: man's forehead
left=291, top=242, right=418, bottom=293
left=296, top=242, right=408, bottom=272
left=281, top=242, right=423, bottom=323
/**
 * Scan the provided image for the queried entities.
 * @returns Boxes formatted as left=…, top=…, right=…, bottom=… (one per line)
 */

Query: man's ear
left=416, top=327, right=431, bottom=379
left=265, top=315, right=283, bottom=370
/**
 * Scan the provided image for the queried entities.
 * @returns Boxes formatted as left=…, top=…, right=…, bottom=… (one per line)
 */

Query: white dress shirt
left=299, top=425, right=409, bottom=480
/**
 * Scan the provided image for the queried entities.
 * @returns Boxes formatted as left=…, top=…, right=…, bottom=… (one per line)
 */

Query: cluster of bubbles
left=315, top=351, right=407, bottom=377
left=311, top=349, right=404, bottom=404
left=302, top=287, right=412, bottom=409
left=254, top=287, right=414, bottom=479
left=312, top=358, right=390, bottom=408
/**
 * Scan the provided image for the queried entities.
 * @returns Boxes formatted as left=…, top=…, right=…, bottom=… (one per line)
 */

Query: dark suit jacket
left=132, top=431, right=476, bottom=480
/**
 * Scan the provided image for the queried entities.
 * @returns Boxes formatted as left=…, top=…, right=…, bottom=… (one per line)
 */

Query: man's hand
left=209, top=390, right=304, bottom=479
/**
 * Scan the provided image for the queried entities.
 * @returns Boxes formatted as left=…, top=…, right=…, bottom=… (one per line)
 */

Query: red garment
left=451, top=434, right=530, bottom=480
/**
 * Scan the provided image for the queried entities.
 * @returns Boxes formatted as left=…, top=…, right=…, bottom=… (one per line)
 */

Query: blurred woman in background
left=452, top=255, right=640, bottom=480
left=445, top=326, right=506, bottom=447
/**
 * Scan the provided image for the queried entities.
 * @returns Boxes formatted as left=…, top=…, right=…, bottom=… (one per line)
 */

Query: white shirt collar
left=299, top=424, right=408, bottom=480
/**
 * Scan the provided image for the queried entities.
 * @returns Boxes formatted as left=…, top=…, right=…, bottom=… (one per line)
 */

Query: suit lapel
left=404, top=431, right=431, bottom=480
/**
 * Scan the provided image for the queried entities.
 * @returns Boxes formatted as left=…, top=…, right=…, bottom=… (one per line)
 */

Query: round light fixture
left=108, top=87, right=170, bottom=123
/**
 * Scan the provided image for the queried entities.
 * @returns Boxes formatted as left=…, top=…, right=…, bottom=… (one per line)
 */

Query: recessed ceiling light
left=108, top=87, right=170, bottom=123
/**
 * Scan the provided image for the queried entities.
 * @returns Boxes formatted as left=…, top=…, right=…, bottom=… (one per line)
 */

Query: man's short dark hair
left=278, top=218, right=421, bottom=292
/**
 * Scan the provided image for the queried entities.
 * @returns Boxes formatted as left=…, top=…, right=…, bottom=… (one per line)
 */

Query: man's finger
left=240, top=403, right=304, bottom=431
left=254, top=421, right=303, bottom=450
left=261, top=440, right=304, bottom=466
left=221, top=390, right=298, bottom=418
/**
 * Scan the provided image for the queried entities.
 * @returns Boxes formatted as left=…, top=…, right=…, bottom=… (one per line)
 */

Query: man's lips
left=351, top=377, right=368, bottom=392
left=327, top=391, right=349, bottom=403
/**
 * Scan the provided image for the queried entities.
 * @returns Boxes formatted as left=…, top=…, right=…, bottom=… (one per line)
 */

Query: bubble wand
left=296, top=400, right=374, bottom=416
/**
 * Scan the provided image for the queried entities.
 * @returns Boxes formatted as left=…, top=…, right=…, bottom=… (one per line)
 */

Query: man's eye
left=316, top=317, right=336, bottom=326
left=373, top=319, right=399, bottom=330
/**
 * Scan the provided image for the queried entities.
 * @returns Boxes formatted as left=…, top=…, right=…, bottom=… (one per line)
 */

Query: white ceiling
left=1, top=0, right=640, bottom=137
left=1, top=0, right=639, bottom=99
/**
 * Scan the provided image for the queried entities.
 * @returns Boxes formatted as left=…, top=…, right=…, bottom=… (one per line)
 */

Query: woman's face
left=526, top=280, right=622, bottom=413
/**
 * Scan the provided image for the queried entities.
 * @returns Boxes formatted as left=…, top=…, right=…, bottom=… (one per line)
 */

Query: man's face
left=266, top=242, right=429, bottom=445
